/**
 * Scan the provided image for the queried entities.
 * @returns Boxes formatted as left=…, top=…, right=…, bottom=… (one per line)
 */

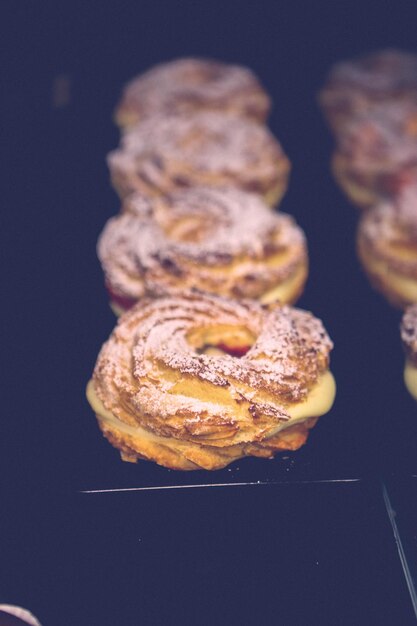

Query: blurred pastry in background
left=0, top=605, right=42, bottom=626
left=357, top=186, right=417, bottom=307
left=401, top=304, right=417, bottom=400
left=331, top=101, right=417, bottom=209
left=98, top=188, right=308, bottom=315
left=114, top=57, right=271, bottom=129
left=319, top=48, right=417, bottom=136
left=107, top=111, right=290, bottom=206
left=87, top=292, right=335, bottom=470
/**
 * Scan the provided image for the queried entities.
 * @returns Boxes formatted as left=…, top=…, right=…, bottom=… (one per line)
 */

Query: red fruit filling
left=216, top=343, right=251, bottom=357
left=383, top=169, right=417, bottom=196
left=106, top=284, right=137, bottom=312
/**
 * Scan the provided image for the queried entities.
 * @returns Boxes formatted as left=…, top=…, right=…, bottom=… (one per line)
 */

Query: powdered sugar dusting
left=337, top=101, right=417, bottom=166
left=97, top=187, right=306, bottom=301
left=107, top=111, right=288, bottom=198
left=358, top=186, right=417, bottom=275
left=328, top=49, right=417, bottom=94
left=115, top=57, right=270, bottom=124
left=93, top=293, right=333, bottom=446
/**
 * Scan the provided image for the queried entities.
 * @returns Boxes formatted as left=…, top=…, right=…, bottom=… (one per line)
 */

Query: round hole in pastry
left=188, top=324, right=256, bottom=357
left=88, top=294, right=336, bottom=470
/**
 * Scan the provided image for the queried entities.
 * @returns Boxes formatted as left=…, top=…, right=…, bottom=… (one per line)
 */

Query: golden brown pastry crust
left=114, top=57, right=271, bottom=128
left=319, top=49, right=417, bottom=135
left=357, top=187, right=417, bottom=307
left=89, top=293, right=334, bottom=470
left=107, top=112, right=290, bottom=206
left=332, top=102, right=417, bottom=209
left=93, top=404, right=319, bottom=470
left=98, top=188, right=308, bottom=311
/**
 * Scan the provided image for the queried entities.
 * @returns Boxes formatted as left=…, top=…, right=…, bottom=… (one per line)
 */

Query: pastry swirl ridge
left=332, top=101, right=417, bottom=208
left=87, top=293, right=335, bottom=470
left=107, top=111, right=290, bottom=206
left=357, top=186, right=417, bottom=307
left=319, top=49, right=417, bottom=134
left=98, top=188, right=308, bottom=313
left=114, top=57, right=271, bottom=128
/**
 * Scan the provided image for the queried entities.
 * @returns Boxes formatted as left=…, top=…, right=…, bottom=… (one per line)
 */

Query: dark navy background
left=2, top=1, right=417, bottom=623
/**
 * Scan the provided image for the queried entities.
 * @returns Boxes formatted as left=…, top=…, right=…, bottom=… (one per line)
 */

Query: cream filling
left=338, top=177, right=378, bottom=207
left=264, top=175, right=288, bottom=208
left=86, top=370, right=336, bottom=447
left=110, top=264, right=307, bottom=317
left=109, top=301, right=126, bottom=317
left=259, top=264, right=307, bottom=305
left=404, top=359, right=417, bottom=401
left=362, top=254, right=417, bottom=303
left=332, top=157, right=378, bottom=207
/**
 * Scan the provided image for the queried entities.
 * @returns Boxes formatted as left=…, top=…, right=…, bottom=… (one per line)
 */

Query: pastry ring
left=87, top=292, right=335, bottom=470
left=114, top=57, right=271, bottom=128
left=97, top=187, right=308, bottom=314
left=319, top=48, right=417, bottom=135
left=357, top=186, right=417, bottom=307
left=332, top=101, right=417, bottom=209
left=401, top=304, right=417, bottom=400
left=107, top=111, right=290, bottom=207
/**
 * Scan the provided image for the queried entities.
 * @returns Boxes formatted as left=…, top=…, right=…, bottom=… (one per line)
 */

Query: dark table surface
left=2, top=1, right=417, bottom=624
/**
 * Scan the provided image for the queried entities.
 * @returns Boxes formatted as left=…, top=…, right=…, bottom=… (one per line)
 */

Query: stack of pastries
left=87, top=58, right=337, bottom=470
left=320, top=49, right=417, bottom=399
left=319, top=49, right=417, bottom=209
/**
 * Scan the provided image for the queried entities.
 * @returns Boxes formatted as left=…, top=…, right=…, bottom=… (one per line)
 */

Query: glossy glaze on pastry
left=87, top=293, right=335, bottom=470
left=98, top=188, right=308, bottom=314
left=114, top=57, right=271, bottom=128
left=107, top=112, right=290, bottom=206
